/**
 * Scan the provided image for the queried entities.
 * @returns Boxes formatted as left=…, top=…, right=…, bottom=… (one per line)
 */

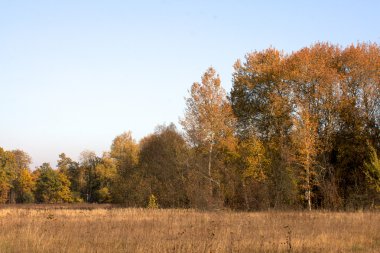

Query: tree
left=94, top=153, right=117, bottom=203
left=291, top=105, right=319, bottom=210
left=230, top=49, right=292, bottom=141
left=35, top=163, right=72, bottom=203
left=13, top=168, right=35, bottom=203
left=109, top=131, right=139, bottom=204
left=79, top=151, right=101, bottom=202
left=110, top=131, right=139, bottom=174
left=57, top=153, right=83, bottom=201
left=10, top=149, right=33, bottom=203
left=286, top=43, right=341, bottom=209
left=0, top=147, right=16, bottom=203
left=11, top=150, right=32, bottom=172
left=181, top=67, right=236, bottom=206
left=231, top=49, right=297, bottom=208
left=138, top=124, right=189, bottom=208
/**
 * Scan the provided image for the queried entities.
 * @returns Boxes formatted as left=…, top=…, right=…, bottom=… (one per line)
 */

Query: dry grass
left=0, top=206, right=379, bottom=252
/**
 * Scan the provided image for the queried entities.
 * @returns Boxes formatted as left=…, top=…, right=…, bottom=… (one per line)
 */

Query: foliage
left=96, top=187, right=112, bottom=203
left=14, top=168, right=36, bottom=203
left=35, top=163, right=73, bottom=203
left=231, top=42, right=380, bottom=209
left=181, top=67, right=236, bottom=149
left=109, top=132, right=139, bottom=204
left=181, top=67, right=237, bottom=208
left=1, top=42, right=379, bottom=210
left=0, top=148, right=16, bottom=203
left=364, top=145, right=380, bottom=192
left=57, top=153, right=83, bottom=201
left=147, top=194, right=159, bottom=209
left=138, top=124, right=189, bottom=208
left=79, top=151, right=102, bottom=202
left=238, top=137, right=268, bottom=181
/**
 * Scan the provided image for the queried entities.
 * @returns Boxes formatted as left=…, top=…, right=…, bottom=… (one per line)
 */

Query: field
left=0, top=205, right=379, bottom=253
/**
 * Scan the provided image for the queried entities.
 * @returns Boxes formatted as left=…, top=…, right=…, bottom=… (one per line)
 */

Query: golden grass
left=0, top=207, right=379, bottom=252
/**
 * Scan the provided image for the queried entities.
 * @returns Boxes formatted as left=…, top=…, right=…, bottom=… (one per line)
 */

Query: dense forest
left=1, top=43, right=379, bottom=210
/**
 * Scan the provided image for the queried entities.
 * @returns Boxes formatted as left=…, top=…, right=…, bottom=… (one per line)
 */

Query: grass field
left=0, top=206, right=379, bottom=253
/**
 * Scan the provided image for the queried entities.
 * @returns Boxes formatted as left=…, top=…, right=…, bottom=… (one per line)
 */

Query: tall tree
left=231, top=49, right=297, bottom=208
left=79, top=151, right=101, bottom=202
left=0, top=147, right=16, bottom=203
left=181, top=67, right=236, bottom=206
left=291, top=105, right=319, bottom=210
left=110, top=131, right=139, bottom=177
left=231, top=43, right=380, bottom=209
left=332, top=44, right=380, bottom=207
left=109, top=132, right=139, bottom=204
left=11, top=150, right=32, bottom=172
left=94, top=153, right=117, bottom=203
left=286, top=44, right=342, bottom=208
left=57, top=153, right=82, bottom=201
left=137, top=124, right=189, bottom=208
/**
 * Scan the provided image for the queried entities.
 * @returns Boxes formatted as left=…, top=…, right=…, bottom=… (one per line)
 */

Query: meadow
left=0, top=206, right=379, bottom=253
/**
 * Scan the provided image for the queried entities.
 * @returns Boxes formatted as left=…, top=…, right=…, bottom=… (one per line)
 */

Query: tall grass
left=0, top=207, right=379, bottom=252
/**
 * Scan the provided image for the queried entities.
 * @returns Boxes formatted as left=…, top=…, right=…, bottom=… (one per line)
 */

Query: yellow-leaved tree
left=181, top=67, right=236, bottom=207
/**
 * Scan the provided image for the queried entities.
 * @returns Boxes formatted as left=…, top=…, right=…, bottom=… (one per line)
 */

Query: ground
left=0, top=205, right=379, bottom=252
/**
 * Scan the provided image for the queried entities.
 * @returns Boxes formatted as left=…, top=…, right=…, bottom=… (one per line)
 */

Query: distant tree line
left=0, top=42, right=379, bottom=210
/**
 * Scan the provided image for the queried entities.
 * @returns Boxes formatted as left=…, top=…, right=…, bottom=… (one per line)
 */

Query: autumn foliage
left=0, top=42, right=379, bottom=210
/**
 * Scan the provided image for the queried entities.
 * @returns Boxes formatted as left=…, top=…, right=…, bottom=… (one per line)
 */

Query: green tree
left=79, top=151, right=101, bottom=202
left=138, top=124, right=189, bottom=208
left=10, top=149, right=33, bottom=203
left=35, top=163, right=72, bottom=203
left=364, top=145, right=380, bottom=192
left=57, top=153, right=83, bottom=201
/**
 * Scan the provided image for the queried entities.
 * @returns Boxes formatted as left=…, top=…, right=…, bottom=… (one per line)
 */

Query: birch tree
left=181, top=67, right=236, bottom=201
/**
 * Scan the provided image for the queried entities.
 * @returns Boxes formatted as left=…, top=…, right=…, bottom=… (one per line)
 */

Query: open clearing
left=0, top=206, right=379, bottom=253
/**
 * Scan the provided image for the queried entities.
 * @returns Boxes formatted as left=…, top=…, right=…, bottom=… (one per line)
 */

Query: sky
left=1, top=0, right=379, bottom=169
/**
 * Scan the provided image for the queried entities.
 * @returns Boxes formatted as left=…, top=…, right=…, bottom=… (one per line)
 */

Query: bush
left=148, top=194, right=159, bottom=209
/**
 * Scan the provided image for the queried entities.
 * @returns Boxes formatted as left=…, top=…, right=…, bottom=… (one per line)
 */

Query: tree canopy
left=1, top=42, right=379, bottom=210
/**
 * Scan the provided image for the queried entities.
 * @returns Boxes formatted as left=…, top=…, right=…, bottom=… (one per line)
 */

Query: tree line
left=1, top=42, right=379, bottom=210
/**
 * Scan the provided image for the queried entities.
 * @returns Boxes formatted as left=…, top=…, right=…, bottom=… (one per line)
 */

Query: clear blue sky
left=1, top=0, right=379, bottom=169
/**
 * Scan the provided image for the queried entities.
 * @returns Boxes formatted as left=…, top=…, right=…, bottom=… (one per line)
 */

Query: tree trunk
left=208, top=141, right=213, bottom=197
left=306, top=161, right=312, bottom=211
left=307, top=188, right=311, bottom=211
left=242, top=180, right=250, bottom=210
